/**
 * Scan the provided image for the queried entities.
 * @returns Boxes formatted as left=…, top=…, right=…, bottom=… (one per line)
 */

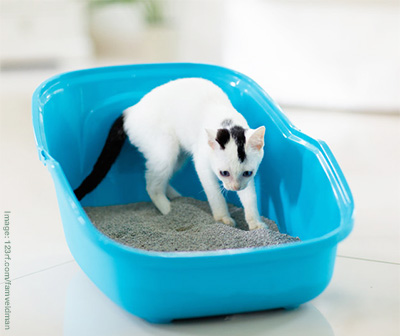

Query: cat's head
left=206, top=126, right=265, bottom=191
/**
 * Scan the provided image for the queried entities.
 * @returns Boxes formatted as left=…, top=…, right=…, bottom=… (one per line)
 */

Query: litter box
left=32, top=63, right=354, bottom=323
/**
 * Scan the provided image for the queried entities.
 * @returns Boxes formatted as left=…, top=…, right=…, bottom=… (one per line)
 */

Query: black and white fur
left=74, top=78, right=266, bottom=230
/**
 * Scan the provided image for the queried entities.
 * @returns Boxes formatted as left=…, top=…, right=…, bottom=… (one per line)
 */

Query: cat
left=74, top=78, right=266, bottom=230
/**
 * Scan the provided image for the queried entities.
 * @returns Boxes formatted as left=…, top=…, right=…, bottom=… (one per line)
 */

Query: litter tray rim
left=32, top=62, right=354, bottom=260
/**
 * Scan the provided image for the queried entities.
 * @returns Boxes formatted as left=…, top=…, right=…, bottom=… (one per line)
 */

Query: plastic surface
left=32, top=63, right=354, bottom=323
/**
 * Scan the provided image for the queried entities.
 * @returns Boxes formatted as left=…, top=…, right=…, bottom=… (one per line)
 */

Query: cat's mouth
left=224, top=184, right=245, bottom=192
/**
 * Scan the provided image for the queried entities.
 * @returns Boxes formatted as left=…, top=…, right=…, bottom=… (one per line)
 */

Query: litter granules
left=85, top=197, right=300, bottom=252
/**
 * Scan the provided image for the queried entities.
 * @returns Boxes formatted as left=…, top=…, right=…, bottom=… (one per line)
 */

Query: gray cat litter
left=84, top=197, right=300, bottom=252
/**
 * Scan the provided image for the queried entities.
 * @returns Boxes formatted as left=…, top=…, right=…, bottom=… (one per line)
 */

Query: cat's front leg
left=194, top=157, right=235, bottom=227
left=237, top=179, right=264, bottom=230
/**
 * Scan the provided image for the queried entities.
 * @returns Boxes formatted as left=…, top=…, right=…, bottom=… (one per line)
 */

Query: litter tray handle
left=37, top=147, right=50, bottom=166
left=39, top=150, right=86, bottom=221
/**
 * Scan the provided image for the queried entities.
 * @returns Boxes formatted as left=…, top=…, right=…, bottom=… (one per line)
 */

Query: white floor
left=0, top=68, right=399, bottom=336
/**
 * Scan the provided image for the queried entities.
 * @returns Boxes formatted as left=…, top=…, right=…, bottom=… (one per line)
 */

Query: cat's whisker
left=221, top=186, right=229, bottom=198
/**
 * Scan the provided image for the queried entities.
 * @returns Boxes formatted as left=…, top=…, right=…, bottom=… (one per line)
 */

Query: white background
left=0, top=0, right=399, bottom=335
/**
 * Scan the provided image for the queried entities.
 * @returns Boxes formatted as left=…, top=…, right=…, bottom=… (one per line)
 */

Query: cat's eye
left=243, top=171, right=253, bottom=177
left=220, top=171, right=230, bottom=177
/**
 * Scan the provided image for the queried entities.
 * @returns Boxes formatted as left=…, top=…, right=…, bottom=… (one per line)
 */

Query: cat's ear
left=247, top=126, right=265, bottom=151
left=206, top=129, right=218, bottom=150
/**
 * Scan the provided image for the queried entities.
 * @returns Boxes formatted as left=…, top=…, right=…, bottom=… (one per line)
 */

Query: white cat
left=74, top=78, right=266, bottom=230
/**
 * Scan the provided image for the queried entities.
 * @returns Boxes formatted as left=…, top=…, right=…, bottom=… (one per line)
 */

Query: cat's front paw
left=215, top=215, right=236, bottom=227
left=247, top=218, right=265, bottom=230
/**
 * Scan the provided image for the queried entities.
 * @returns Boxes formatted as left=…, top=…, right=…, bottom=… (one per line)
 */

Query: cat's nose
left=231, top=183, right=240, bottom=191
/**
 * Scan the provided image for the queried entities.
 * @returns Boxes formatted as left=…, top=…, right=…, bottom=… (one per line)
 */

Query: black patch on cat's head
left=216, top=129, right=230, bottom=149
left=230, top=126, right=246, bottom=162
left=221, top=119, right=233, bottom=128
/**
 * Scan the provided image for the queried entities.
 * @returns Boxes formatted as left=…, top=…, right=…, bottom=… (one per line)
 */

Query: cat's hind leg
left=145, top=139, right=180, bottom=215
left=166, top=185, right=181, bottom=200
left=146, top=167, right=174, bottom=215
left=166, top=151, right=187, bottom=200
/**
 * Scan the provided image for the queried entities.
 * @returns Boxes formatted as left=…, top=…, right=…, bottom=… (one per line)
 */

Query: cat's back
left=156, top=77, right=220, bottom=92
left=125, top=77, right=233, bottom=127
left=123, top=78, right=240, bottom=151
left=140, top=77, right=230, bottom=109
left=134, top=78, right=230, bottom=110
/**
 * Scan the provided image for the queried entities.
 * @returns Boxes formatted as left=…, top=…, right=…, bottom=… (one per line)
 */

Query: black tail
left=74, top=115, right=127, bottom=201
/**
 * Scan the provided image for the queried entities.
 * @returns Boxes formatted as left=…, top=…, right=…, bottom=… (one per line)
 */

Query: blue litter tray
left=32, top=63, right=354, bottom=323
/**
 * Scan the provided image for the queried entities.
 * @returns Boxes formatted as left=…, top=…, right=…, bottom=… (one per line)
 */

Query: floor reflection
left=64, top=269, right=334, bottom=336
